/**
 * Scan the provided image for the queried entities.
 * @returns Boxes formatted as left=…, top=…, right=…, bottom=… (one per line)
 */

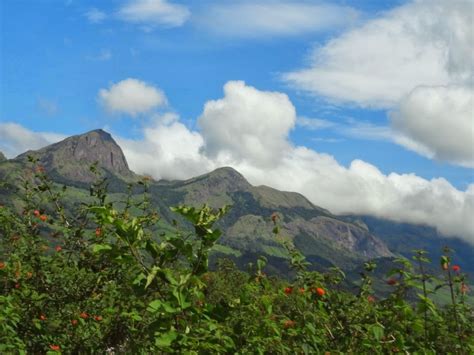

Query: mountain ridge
left=1, top=129, right=472, bottom=276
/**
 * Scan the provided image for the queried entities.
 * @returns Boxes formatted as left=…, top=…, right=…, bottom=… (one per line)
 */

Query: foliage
left=0, top=159, right=473, bottom=353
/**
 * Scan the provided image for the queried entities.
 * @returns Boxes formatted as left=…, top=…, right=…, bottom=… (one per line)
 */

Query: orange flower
left=452, top=265, right=460, bottom=272
left=299, top=287, right=305, bottom=294
left=49, top=344, right=60, bottom=351
left=283, top=320, right=296, bottom=328
left=79, top=312, right=89, bottom=319
left=284, top=287, right=293, bottom=295
left=71, top=319, right=78, bottom=326
left=367, top=295, right=376, bottom=303
left=55, top=245, right=62, bottom=252
left=39, top=314, right=47, bottom=321
left=94, top=315, right=103, bottom=321
left=95, top=227, right=102, bottom=237
left=33, top=210, right=40, bottom=217
left=39, top=214, right=47, bottom=222
left=315, top=287, right=325, bottom=297
left=461, top=283, right=469, bottom=295
left=0, top=262, right=5, bottom=269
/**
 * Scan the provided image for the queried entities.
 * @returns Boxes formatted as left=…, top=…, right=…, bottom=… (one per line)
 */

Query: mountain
left=1, top=129, right=472, bottom=279
left=163, top=167, right=393, bottom=270
left=14, top=129, right=133, bottom=183
left=0, top=151, right=6, bottom=162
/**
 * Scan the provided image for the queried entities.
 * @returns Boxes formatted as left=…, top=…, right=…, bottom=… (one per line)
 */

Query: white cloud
left=297, top=117, right=335, bottom=130
left=283, top=0, right=472, bottom=108
left=118, top=81, right=474, bottom=244
left=117, top=113, right=213, bottom=180
left=198, top=1, right=359, bottom=38
left=0, top=123, right=65, bottom=158
left=117, top=0, right=190, bottom=28
left=85, top=8, right=106, bottom=24
left=391, top=85, right=474, bottom=167
left=283, top=0, right=474, bottom=168
left=198, top=81, right=296, bottom=168
left=98, top=78, right=167, bottom=116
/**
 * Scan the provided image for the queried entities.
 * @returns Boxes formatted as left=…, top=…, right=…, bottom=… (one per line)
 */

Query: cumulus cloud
left=117, top=113, right=213, bottom=180
left=85, top=8, right=106, bottom=24
left=117, top=0, right=190, bottom=28
left=391, top=85, right=474, bottom=167
left=98, top=78, right=167, bottom=116
left=199, top=81, right=296, bottom=167
left=0, top=123, right=65, bottom=158
left=198, top=1, right=359, bottom=38
left=283, top=0, right=474, bottom=167
left=118, top=81, right=474, bottom=244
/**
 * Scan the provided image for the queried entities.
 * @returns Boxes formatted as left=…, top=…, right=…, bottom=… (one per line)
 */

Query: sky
left=1, top=0, right=473, bottom=243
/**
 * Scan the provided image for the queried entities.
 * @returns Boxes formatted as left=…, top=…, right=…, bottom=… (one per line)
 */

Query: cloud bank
left=115, top=81, right=474, bottom=244
left=98, top=78, right=167, bottom=116
left=283, top=0, right=474, bottom=167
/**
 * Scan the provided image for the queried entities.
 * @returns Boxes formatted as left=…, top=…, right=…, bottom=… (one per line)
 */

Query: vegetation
left=1, top=159, right=473, bottom=354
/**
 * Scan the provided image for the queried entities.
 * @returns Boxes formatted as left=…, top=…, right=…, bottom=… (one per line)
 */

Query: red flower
left=33, top=210, right=40, bottom=217
left=315, top=287, right=325, bottom=297
left=79, top=312, right=89, bottom=319
left=284, top=287, right=293, bottom=295
left=39, top=214, right=47, bottom=222
left=55, top=245, right=62, bottom=252
left=387, top=279, right=397, bottom=286
left=39, top=314, right=47, bottom=321
left=95, top=227, right=102, bottom=237
left=452, top=265, right=460, bottom=272
left=49, top=344, right=60, bottom=351
left=283, top=320, right=296, bottom=328
left=0, top=262, right=5, bottom=269
left=71, top=319, right=78, bottom=326
left=367, top=295, right=376, bottom=303
left=94, top=315, right=103, bottom=321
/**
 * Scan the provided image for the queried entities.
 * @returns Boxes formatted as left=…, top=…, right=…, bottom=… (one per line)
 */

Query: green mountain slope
left=1, top=129, right=472, bottom=281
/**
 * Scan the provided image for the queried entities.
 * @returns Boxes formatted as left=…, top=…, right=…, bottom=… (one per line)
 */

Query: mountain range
left=1, top=129, right=472, bottom=283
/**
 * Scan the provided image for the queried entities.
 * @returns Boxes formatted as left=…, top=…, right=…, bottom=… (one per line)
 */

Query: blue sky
left=1, top=0, right=473, bottom=242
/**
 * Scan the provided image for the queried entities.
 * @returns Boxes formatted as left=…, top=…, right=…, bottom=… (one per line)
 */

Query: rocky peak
left=15, top=129, right=133, bottom=182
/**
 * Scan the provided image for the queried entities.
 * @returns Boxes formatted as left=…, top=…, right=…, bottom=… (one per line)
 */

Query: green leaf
left=145, top=266, right=160, bottom=289
left=369, top=323, right=384, bottom=341
left=155, top=330, right=178, bottom=347
left=147, top=299, right=162, bottom=313
left=92, top=244, right=112, bottom=253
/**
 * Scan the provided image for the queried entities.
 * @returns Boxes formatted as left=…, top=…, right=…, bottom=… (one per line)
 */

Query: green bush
left=0, top=160, right=473, bottom=353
